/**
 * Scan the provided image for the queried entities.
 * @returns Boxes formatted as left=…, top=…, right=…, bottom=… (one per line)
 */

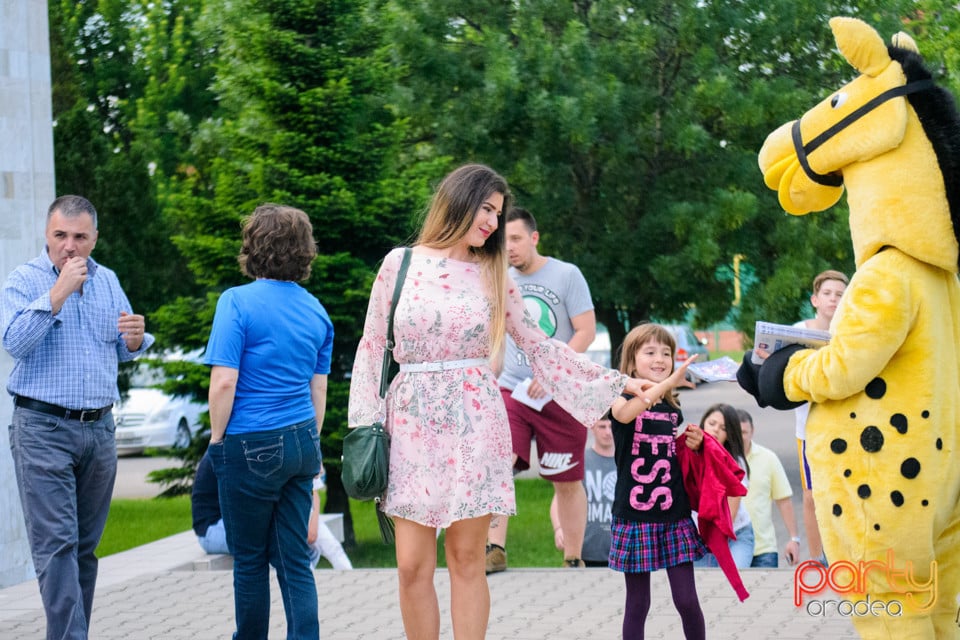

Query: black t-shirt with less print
left=610, top=397, right=691, bottom=523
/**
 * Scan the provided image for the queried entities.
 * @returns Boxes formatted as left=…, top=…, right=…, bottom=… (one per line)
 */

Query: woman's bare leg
left=445, top=515, right=492, bottom=640
left=395, top=517, right=441, bottom=640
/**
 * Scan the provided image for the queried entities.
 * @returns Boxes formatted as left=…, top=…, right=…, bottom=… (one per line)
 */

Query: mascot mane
left=891, top=44, right=960, bottom=270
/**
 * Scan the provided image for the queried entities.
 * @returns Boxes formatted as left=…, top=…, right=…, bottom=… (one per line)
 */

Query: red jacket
left=677, top=432, right=750, bottom=601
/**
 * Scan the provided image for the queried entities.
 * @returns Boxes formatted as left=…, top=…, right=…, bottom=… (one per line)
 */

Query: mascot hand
left=759, top=344, right=807, bottom=410
left=737, top=351, right=763, bottom=401
left=737, top=345, right=808, bottom=410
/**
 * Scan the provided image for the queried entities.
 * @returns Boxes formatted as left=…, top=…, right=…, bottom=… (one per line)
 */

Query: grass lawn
left=99, top=479, right=563, bottom=568
left=97, top=495, right=193, bottom=557
left=345, top=477, right=559, bottom=569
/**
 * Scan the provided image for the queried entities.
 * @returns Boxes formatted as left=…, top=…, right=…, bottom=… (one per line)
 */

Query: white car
left=114, top=352, right=207, bottom=456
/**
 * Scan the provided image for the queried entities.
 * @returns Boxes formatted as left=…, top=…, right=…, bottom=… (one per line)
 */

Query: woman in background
left=697, top=403, right=755, bottom=569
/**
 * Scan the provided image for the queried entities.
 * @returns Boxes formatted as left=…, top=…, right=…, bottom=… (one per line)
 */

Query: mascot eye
left=831, top=92, right=849, bottom=109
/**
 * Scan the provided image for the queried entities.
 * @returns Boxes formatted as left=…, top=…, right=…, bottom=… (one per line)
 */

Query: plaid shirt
left=2, top=250, right=154, bottom=409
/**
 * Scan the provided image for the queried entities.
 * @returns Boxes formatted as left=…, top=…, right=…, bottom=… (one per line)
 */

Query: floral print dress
left=348, top=248, right=626, bottom=528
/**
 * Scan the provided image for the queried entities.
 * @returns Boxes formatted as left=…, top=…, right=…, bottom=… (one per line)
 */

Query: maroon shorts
left=500, top=387, right=587, bottom=483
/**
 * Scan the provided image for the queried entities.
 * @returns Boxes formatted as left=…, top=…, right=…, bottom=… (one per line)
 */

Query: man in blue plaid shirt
left=2, top=195, right=154, bottom=640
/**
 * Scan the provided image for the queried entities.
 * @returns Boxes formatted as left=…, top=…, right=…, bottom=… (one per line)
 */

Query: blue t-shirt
left=204, top=279, right=334, bottom=434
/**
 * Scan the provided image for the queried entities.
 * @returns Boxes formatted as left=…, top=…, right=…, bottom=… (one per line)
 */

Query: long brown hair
left=618, top=323, right=681, bottom=409
left=700, top=403, right=750, bottom=477
left=416, top=164, right=511, bottom=355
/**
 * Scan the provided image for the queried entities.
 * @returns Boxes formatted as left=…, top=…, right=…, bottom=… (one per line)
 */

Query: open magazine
left=686, top=356, right=740, bottom=383
left=751, top=321, right=831, bottom=365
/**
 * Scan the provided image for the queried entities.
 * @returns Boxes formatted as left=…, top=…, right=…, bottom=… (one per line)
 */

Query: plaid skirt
left=609, top=516, right=707, bottom=573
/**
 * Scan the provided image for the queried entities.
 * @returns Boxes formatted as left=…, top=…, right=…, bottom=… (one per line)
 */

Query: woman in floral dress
left=349, top=163, right=647, bottom=640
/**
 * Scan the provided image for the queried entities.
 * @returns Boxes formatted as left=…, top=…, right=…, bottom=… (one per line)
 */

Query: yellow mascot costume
left=738, top=17, right=960, bottom=639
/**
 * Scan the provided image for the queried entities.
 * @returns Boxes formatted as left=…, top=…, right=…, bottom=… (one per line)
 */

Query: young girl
left=697, top=403, right=755, bottom=569
left=609, top=323, right=706, bottom=640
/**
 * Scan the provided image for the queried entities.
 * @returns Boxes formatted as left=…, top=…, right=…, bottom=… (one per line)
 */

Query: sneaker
left=485, top=544, right=507, bottom=574
left=564, top=558, right=585, bottom=568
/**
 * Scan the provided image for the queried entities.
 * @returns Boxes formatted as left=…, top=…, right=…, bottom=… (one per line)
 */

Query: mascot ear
left=891, top=31, right=919, bottom=53
left=758, top=344, right=808, bottom=410
left=829, top=16, right=891, bottom=77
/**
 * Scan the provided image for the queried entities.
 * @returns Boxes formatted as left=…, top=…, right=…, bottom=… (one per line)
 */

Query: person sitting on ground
left=192, top=451, right=351, bottom=570
left=308, top=468, right=353, bottom=570
left=191, top=450, right=229, bottom=554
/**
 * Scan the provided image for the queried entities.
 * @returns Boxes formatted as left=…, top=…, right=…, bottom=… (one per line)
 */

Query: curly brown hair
left=238, top=204, right=317, bottom=282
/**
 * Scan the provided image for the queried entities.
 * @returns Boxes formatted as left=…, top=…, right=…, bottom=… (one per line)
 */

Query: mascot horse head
left=759, top=17, right=960, bottom=271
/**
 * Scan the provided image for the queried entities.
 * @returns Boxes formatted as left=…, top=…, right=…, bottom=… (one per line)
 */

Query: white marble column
left=0, top=0, right=56, bottom=587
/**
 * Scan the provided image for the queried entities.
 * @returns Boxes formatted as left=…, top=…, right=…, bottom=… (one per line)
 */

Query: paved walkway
left=0, top=531, right=859, bottom=639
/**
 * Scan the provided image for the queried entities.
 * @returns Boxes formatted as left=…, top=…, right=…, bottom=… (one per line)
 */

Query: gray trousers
left=10, top=406, right=117, bottom=640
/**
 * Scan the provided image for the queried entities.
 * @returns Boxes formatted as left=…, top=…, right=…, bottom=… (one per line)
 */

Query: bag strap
left=379, top=248, right=412, bottom=398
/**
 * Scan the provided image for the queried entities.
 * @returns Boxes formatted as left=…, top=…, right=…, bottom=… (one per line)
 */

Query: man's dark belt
left=14, top=396, right=112, bottom=423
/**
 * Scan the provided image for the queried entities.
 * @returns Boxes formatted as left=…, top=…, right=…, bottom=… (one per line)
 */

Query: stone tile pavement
left=0, top=531, right=859, bottom=639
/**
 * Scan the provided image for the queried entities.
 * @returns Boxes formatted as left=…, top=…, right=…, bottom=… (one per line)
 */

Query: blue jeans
left=9, top=406, right=117, bottom=640
left=751, top=551, right=779, bottom=568
left=209, top=419, right=321, bottom=640
left=695, top=523, right=755, bottom=569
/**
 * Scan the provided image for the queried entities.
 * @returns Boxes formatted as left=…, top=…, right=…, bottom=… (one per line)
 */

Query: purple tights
left=622, top=562, right=705, bottom=640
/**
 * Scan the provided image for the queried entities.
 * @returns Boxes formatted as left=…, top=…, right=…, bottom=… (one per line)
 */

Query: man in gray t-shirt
left=485, top=207, right=597, bottom=573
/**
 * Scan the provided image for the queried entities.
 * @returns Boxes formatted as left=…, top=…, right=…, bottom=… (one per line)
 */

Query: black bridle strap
left=793, top=120, right=844, bottom=187
left=792, top=79, right=935, bottom=187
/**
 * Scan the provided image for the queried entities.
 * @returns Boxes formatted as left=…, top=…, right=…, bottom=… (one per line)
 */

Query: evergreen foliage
left=47, top=0, right=958, bottom=535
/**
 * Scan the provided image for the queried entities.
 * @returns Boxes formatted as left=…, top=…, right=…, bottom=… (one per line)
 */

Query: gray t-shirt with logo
left=499, top=257, right=594, bottom=391
left=582, top=448, right=617, bottom=563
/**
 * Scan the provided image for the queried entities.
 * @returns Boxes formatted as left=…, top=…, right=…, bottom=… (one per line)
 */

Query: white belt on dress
left=398, top=358, right=488, bottom=373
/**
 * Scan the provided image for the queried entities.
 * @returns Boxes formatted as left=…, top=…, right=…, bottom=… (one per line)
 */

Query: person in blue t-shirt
left=204, top=204, right=334, bottom=640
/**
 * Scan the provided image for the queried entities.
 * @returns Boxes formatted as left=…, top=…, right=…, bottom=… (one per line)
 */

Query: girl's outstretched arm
left=613, top=356, right=698, bottom=423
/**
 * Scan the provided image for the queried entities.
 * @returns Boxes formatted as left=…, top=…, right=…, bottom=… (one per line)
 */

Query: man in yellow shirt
left=739, top=409, right=800, bottom=567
